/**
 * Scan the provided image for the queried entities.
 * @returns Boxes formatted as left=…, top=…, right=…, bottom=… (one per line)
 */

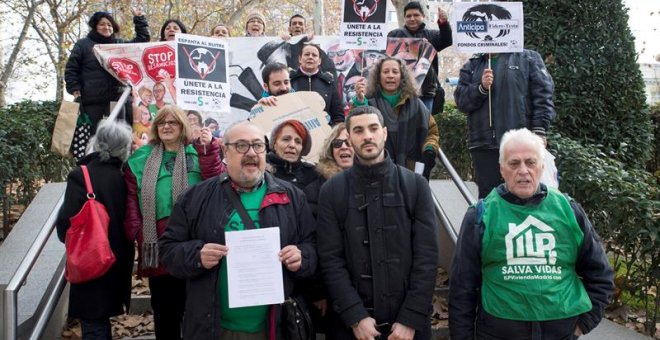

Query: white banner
left=175, top=33, right=231, bottom=112
left=452, top=2, right=524, bottom=54
left=340, top=0, right=388, bottom=50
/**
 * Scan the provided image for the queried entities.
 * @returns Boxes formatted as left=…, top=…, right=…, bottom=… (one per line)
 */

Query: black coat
left=64, top=15, right=150, bottom=106
left=448, top=184, right=615, bottom=339
left=56, top=152, right=134, bottom=319
left=159, top=172, right=317, bottom=339
left=388, top=21, right=453, bottom=98
left=267, top=152, right=320, bottom=192
left=317, top=155, right=438, bottom=338
left=454, top=50, right=556, bottom=149
left=290, top=69, right=345, bottom=124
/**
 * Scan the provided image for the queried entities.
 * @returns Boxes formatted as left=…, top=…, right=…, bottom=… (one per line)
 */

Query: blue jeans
left=80, top=318, right=112, bottom=340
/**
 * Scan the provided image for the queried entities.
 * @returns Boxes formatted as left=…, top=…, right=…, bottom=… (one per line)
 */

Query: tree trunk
left=0, top=0, right=45, bottom=107
left=313, top=0, right=324, bottom=35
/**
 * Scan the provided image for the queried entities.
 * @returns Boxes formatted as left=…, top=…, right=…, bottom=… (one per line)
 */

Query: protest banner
left=175, top=33, right=231, bottom=112
left=95, top=36, right=435, bottom=138
left=452, top=2, right=524, bottom=54
left=250, top=92, right=331, bottom=163
left=339, top=0, right=388, bottom=50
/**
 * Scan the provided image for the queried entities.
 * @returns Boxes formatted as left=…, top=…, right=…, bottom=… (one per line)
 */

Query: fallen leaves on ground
left=61, top=312, right=154, bottom=339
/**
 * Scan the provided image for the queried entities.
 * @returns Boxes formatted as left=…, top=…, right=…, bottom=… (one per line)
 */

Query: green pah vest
left=480, top=188, right=592, bottom=321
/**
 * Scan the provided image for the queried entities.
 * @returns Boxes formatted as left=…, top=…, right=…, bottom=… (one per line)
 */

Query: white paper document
left=225, top=227, right=284, bottom=308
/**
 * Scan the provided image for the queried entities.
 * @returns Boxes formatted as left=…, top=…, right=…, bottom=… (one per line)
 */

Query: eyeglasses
left=331, top=138, right=351, bottom=149
left=327, top=50, right=348, bottom=58
left=157, top=120, right=180, bottom=128
left=226, top=141, right=267, bottom=154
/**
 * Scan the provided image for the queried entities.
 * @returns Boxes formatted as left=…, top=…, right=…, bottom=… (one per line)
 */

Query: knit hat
left=270, top=120, right=312, bottom=157
left=245, top=12, right=266, bottom=31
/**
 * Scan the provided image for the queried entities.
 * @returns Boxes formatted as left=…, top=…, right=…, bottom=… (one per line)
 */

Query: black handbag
left=221, top=179, right=315, bottom=340
left=281, top=294, right=315, bottom=340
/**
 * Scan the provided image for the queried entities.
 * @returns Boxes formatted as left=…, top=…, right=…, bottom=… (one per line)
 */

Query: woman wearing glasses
left=266, top=119, right=319, bottom=191
left=290, top=43, right=345, bottom=125
left=124, top=105, right=222, bottom=339
left=64, top=8, right=150, bottom=154
left=352, top=56, right=439, bottom=180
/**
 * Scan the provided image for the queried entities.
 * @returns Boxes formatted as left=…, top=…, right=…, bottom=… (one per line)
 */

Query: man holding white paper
left=159, top=120, right=316, bottom=340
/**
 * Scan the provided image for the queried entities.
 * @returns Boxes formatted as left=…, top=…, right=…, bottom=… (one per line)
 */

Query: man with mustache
left=159, top=120, right=317, bottom=339
left=257, top=62, right=293, bottom=106
left=317, top=106, right=438, bottom=340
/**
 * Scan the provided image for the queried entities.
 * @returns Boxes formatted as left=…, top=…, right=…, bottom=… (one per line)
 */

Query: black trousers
left=149, top=274, right=186, bottom=340
left=80, top=318, right=112, bottom=340
left=470, top=148, right=503, bottom=199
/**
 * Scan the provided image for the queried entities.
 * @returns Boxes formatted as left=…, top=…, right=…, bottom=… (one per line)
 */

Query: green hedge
left=0, top=101, right=74, bottom=234
left=434, top=103, right=473, bottom=180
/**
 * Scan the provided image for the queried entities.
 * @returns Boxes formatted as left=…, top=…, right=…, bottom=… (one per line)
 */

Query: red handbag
left=64, top=165, right=116, bottom=284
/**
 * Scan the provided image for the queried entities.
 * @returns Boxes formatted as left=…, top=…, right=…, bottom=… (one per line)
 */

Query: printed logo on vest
left=501, top=215, right=562, bottom=280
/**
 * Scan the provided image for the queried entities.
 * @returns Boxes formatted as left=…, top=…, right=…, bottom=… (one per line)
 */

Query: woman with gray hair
left=352, top=56, right=440, bottom=180
left=56, top=119, right=135, bottom=339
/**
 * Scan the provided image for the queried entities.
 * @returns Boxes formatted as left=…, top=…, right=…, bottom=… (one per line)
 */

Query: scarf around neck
left=87, top=30, right=116, bottom=44
left=140, top=142, right=188, bottom=269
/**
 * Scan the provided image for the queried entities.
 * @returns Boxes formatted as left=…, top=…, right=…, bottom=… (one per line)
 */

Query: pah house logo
left=501, top=215, right=562, bottom=280
left=344, top=0, right=385, bottom=23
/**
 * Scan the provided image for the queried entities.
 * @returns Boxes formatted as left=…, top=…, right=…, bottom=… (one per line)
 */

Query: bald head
left=223, top=120, right=265, bottom=144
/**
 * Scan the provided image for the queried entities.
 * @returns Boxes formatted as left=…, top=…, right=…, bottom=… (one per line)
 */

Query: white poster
left=175, top=33, right=231, bottom=112
left=340, top=0, right=388, bottom=50
left=452, top=2, right=524, bottom=53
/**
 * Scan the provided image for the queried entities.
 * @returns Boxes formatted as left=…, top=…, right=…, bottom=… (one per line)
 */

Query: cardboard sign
left=452, top=2, right=524, bottom=53
left=250, top=92, right=332, bottom=163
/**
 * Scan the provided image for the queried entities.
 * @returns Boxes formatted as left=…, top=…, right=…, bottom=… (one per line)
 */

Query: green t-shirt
left=480, top=188, right=592, bottom=321
left=127, top=144, right=201, bottom=220
left=219, top=183, right=269, bottom=332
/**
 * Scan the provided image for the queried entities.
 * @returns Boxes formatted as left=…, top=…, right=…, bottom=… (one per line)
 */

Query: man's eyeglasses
left=157, top=120, right=180, bottom=128
left=331, top=139, right=351, bottom=149
left=327, top=50, right=348, bottom=58
left=226, top=141, right=267, bottom=154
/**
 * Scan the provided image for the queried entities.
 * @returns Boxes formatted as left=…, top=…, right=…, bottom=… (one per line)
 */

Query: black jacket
left=159, top=172, right=317, bottom=339
left=454, top=50, right=556, bottom=149
left=388, top=21, right=453, bottom=98
left=290, top=69, right=345, bottom=124
left=317, top=155, right=438, bottom=338
left=267, top=151, right=320, bottom=191
left=448, top=184, right=614, bottom=339
left=56, top=152, right=135, bottom=319
left=64, top=15, right=150, bottom=106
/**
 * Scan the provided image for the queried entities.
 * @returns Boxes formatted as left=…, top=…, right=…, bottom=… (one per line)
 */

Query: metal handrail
left=438, top=149, right=477, bottom=206
left=28, top=266, right=66, bottom=340
left=3, top=195, right=64, bottom=340
left=107, top=87, right=131, bottom=123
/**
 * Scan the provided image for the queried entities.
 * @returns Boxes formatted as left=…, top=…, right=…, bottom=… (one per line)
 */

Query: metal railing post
left=2, top=195, right=63, bottom=340
left=438, top=149, right=477, bottom=205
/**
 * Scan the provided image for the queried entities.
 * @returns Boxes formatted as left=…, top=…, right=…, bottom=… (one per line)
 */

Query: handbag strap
left=80, top=165, right=95, bottom=199
left=221, top=179, right=256, bottom=230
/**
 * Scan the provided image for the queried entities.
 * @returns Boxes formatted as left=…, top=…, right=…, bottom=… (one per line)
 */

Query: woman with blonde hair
left=124, top=105, right=222, bottom=339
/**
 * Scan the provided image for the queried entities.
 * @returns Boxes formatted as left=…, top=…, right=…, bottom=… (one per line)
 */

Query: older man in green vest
left=448, top=128, right=614, bottom=339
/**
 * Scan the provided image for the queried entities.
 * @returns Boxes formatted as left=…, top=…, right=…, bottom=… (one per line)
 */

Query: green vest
left=480, top=188, right=592, bottom=321
left=127, top=144, right=201, bottom=220
left=219, top=183, right=269, bottom=332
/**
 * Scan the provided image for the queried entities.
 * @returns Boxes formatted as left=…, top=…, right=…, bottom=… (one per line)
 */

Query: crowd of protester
left=57, top=2, right=614, bottom=339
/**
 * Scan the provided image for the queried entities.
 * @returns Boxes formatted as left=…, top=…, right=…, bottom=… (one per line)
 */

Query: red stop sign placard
left=108, top=57, right=143, bottom=85
left=141, top=44, right=176, bottom=83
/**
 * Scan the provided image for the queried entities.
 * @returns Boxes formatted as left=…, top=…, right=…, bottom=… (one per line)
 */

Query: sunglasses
left=331, top=138, right=351, bottom=149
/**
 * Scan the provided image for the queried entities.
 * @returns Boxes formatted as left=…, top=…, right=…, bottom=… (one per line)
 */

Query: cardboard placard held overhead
left=250, top=92, right=332, bottom=163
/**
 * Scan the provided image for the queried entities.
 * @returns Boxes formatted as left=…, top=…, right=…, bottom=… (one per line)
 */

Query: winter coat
left=388, top=21, right=453, bottom=98
left=56, top=152, right=134, bottom=319
left=448, top=184, right=615, bottom=339
left=124, top=140, right=222, bottom=277
left=64, top=15, right=150, bottom=106
left=290, top=68, right=345, bottom=124
left=454, top=50, right=556, bottom=149
left=317, top=154, right=439, bottom=338
left=357, top=94, right=440, bottom=168
left=158, top=172, right=317, bottom=339
left=266, top=151, right=319, bottom=192
left=304, top=158, right=345, bottom=220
